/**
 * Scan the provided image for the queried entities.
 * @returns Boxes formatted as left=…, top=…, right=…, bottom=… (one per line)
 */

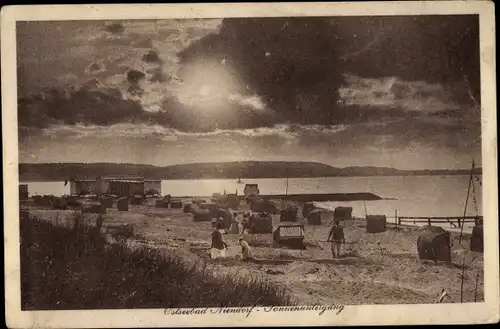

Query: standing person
left=239, top=238, right=254, bottom=261
left=327, top=219, right=345, bottom=259
left=211, top=222, right=227, bottom=260
left=240, top=213, right=250, bottom=238
left=230, top=212, right=240, bottom=234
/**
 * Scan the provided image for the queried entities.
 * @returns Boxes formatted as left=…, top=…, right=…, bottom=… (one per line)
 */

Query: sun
left=176, top=59, right=244, bottom=112
left=199, top=85, right=211, bottom=96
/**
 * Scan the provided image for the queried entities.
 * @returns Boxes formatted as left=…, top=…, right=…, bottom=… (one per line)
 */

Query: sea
left=24, top=175, right=482, bottom=229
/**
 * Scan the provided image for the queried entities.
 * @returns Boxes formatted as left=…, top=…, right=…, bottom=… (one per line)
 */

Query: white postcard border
left=2, top=2, right=498, bottom=328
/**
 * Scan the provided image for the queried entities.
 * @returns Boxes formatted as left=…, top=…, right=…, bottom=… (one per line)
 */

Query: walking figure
left=327, top=219, right=345, bottom=259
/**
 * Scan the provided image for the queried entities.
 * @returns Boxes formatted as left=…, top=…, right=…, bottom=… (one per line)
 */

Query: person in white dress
left=210, top=222, right=227, bottom=260
left=239, top=238, right=254, bottom=261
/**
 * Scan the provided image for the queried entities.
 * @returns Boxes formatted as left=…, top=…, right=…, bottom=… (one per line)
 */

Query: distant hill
left=18, top=161, right=483, bottom=182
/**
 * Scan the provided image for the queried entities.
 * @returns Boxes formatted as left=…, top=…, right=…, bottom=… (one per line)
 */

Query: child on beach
left=239, top=238, right=254, bottom=261
left=327, top=219, right=345, bottom=259
left=211, top=222, right=227, bottom=260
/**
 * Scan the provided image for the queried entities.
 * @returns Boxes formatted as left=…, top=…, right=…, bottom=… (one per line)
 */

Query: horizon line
left=18, top=160, right=482, bottom=172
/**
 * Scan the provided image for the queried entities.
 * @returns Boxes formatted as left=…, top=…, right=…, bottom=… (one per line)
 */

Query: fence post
left=474, top=269, right=480, bottom=302
left=458, top=217, right=461, bottom=228
left=428, top=218, right=431, bottom=226
left=395, top=209, right=398, bottom=227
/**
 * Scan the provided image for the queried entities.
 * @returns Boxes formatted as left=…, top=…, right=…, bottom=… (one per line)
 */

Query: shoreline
left=19, top=172, right=479, bottom=183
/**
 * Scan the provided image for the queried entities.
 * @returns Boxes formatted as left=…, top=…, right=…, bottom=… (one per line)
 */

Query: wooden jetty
left=262, top=192, right=383, bottom=202
left=175, top=192, right=383, bottom=203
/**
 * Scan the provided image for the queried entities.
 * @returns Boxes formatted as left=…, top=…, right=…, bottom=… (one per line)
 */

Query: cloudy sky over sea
left=17, top=16, right=481, bottom=169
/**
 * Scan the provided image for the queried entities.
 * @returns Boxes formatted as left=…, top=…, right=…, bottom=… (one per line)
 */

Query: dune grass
left=20, top=213, right=295, bottom=310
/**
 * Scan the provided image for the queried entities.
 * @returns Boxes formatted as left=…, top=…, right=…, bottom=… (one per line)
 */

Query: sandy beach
left=24, top=198, right=484, bottom=306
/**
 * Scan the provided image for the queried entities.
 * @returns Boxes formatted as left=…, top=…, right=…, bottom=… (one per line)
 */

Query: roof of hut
left=277, top=225, right=305, bottom=238
left=101, top=176, right=144, bottom=181
left=309, top=208, right=333, bottom=214
left=366, top=214, right=386, bottom=219
left=109, top=179, right=145, bottom=183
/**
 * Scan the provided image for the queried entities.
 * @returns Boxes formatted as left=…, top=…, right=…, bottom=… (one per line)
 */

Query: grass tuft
left=20, top=213, right=295, bottom=309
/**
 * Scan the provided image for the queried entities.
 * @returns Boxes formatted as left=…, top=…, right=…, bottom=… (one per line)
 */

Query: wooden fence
left=396, top=216, right=483, bottom=228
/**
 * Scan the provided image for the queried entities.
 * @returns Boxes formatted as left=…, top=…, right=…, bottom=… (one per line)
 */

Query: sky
left=16, top=16, right=481, bottom=170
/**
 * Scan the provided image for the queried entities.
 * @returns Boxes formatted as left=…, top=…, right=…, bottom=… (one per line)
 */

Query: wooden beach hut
left=366, top=215, right=387, bottom=233
left=250, top=198, right=278, bottom=214
left=216, top=194, right=240, bottom=209
left=226, top=194, right=240, bottom=209
left=470, top=225, right=483, bottom=253
left=334, top=206, right=353, bottom=223
left=170, top=200, right=183, bottom=209
left=249, top=212, right=273, bottom=234
left=273, top=223, right=306, bottom=249
left=156, top=199, right=169, bottom=208
left=307, top=209, right=334, bottom=225
left=417, top=226, right=451, bottom=263
left=280, top=207, right=299, bottom=222
left=200, top=203, right=221, bottom=219
left=52, top=197, right=68, bottom=210
left=244, top=184, right=260, bottom=196
left=190, top=203, right=211, bottom=222
left=117, top=197, right=129, bottom=211
left=193, top=210, right=211, bottom=222
left=19, top=184, right=29, bottom=200
left=302, top=202, right=315, bottom=218
left=183, top=203, right=192, bottom=213
left=100, top=196, right=114, bottom=208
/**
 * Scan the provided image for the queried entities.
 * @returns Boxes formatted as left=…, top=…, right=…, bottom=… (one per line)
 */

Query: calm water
left=24, top=175, right=483, bottom=222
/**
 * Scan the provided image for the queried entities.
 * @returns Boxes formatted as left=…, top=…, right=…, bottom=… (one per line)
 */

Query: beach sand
left=25, top=201, right=484, bottom=306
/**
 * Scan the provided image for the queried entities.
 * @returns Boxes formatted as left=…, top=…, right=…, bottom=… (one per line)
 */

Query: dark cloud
left=180, top=18, right=344, bottom=125
left=18, top=86, right=143, bottom=129
left=126, top=69, right=146, bottom=85
left=17, top=84, right=275, bottom=133
left=340, top=15, right=480, bottom=105
left=142, top=50, right=162, bottom=63
left=88, top=63, right=101, bottom=72
left=179, top=15, right=480, bottom=126
left=16, top=17, right=481, bottom=145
